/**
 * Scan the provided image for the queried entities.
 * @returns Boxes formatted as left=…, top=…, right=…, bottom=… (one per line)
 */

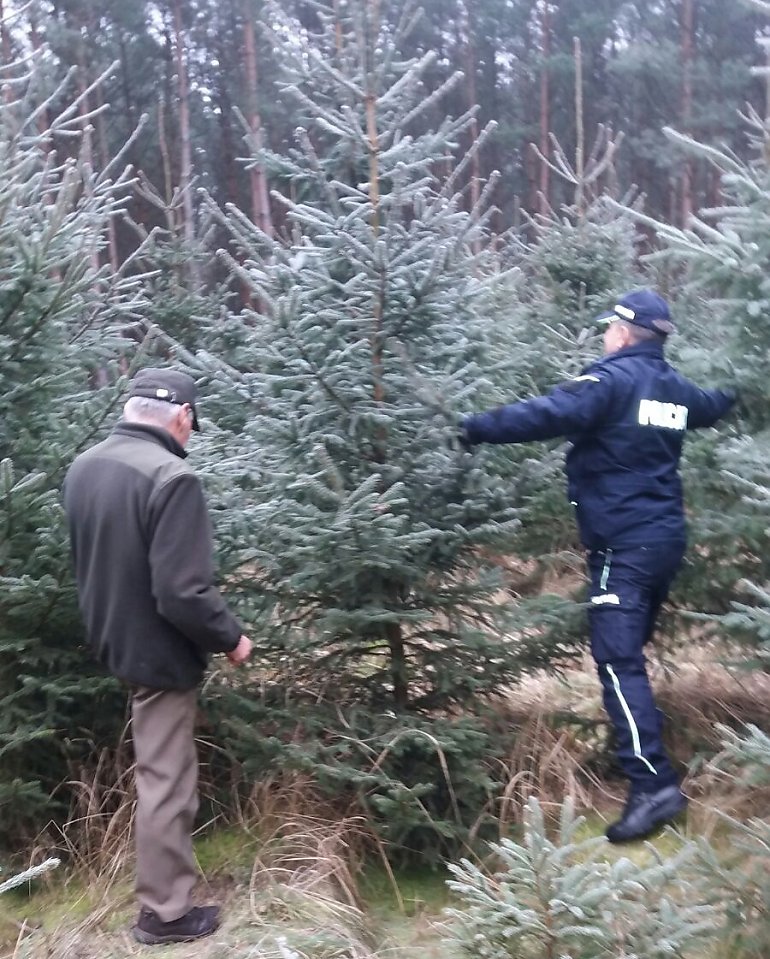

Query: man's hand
left=226, top=634, right=252, bottom=665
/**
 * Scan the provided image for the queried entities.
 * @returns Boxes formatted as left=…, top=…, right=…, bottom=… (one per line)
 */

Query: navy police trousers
left=587, top=542, right=686, bottom=794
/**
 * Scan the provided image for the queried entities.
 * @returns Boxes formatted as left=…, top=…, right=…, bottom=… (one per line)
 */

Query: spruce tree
left=176, top=0, right=604, bottom=861
left=199, top=0, right=538, bottom=715
left=0, top=59, right=147, bottom=844
left=694, top=723, right=770, bottom=958
left=446, top=796, right=716, bottom=959
left=493, top=196, right=641, bottom=563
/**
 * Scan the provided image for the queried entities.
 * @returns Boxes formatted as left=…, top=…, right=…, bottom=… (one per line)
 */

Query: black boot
left=132, top=905, right=220, bottom=945
left=606, top=784, right=687, bottom=844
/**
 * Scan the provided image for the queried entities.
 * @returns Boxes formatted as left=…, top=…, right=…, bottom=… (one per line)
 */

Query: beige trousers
left=131, top=686, right=199, bottom=922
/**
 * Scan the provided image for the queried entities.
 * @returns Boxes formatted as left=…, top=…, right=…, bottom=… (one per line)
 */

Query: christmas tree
left=0, top=57, right=146, bottom=843
left=200, top=0, right=541, bottom=715
left=446, top=796, right=716, bottom=959
left=182, top=0, right=603, bottom=861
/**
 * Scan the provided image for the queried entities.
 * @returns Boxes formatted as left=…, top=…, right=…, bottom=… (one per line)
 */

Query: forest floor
left=0, top=815, right=697, bottom=959
left=3, top=645, right=770, bottom=959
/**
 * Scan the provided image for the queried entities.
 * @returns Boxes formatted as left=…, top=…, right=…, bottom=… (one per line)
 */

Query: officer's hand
left=456, top=420, right=475, bottom=453
left=227, top=634, right=252, bottom=665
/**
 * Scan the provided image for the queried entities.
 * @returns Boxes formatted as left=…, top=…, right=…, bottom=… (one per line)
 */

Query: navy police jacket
left=462, top=342, right=734, bottom=550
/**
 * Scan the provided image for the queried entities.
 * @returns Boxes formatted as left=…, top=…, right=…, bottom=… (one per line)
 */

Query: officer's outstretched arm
left=461, top=372, right=613, bottom=446
left=686, top=386, right=736, bottom=430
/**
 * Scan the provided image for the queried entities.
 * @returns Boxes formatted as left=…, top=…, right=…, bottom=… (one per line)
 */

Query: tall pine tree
left=0, top=57, right=148, bottom=844
left=199, top=0, right=547, bottom=715
left=173, top=0, right=594, bottom=861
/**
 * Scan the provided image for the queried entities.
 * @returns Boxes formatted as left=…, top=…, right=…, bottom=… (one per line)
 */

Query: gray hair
left=124, top=395, right=182, bottom=427
left=618, top=319, right=666, bottom=346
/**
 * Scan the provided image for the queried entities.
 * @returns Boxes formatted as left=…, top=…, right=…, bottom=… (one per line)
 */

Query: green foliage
left=445, top=796, right=716, bottom=959
left=491, top=200, right=641, bottom=559
left=206, top=683, right=507, bottom=865
left=691, top=724, right=770, bottom=959
left=194, top=0, right=558, bottom=715
left=0, top=60, right=144, bottom=845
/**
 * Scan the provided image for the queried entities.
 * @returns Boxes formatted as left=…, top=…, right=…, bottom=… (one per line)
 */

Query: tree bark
left=538, top=0, right=551, bottom=214
left=95, top=81, right=120, bottom=272
left=74, top=17, right=101, bottom=274
left=459, top=0, right=481, bottom=252
left=680, top=0, right=694, bottom=227
left=28, top=8, right=47, bottom=135
left=386, top=620, right=408, bottom=712
left=363, top=0, right=407, bottom=709
left=117, top=31, right=138, bottom=133
left=574, top=37, right=585, bottom=217
left=241, top=0, right=272, bottom=236
left=170, top=0, right=198, bottom=285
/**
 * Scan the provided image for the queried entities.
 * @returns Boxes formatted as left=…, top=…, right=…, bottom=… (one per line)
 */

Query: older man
left=460, top=290, right=734, bottom=842
left=64, top=368, right=251, bottom=944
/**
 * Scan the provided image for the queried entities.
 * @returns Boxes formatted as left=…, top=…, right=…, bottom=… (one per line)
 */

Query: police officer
left=459, top=289, right=734, bottom=842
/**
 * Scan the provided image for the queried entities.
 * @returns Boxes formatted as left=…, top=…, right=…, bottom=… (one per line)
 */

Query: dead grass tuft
left=44, top=734, right=137, bottom=897
left=656, top=660, right=770, bottom=761
left=242, top=781, right=367, bottom=913
left=488, top=708, right=603, bottom=835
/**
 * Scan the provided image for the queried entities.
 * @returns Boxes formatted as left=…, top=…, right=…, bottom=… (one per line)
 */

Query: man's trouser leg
left=131, top=686, right=199, bottom=922
left=587, top=543, right=685, bottom=794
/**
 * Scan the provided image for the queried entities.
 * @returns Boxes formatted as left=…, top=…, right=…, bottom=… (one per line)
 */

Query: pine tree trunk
left=95, top=83, right=120, bottom=272
left=28, top=7, right=48, bottom=137
left=333, top=0, right=344, bottom=56
left=680, top=0, right=694, bottom=226
left=363, top=0, right=408, bottom=710
left=242, top=0, right=272, bottom=236
left=75, top=23, right=101, bottom=274
left=117, top=30, right=139, bottom=136
left=479, top=32, right=501, bottom=233
left=526, top=140, right=538, bottom=214
left=215, top=35, right=238, bottom=206
left=574, top=37, right=585, bottom=218
left=171, top=0, right=198, bottom=286
left=160, top=28, right=176, bottom=207
left=459, top=1, right=481, bottom=252
left=158, top=94, right=174, bottom=208
left=538, top=0, right=551, bottom=214
left=387, top=621, right=408, bottom=711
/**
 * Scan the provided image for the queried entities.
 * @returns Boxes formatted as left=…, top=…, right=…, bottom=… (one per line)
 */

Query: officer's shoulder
left=556, top=363, right=614, bottom=395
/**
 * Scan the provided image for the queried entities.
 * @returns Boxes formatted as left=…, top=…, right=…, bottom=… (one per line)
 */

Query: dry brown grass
left=488, top=709, right=602, bottom=836
left=491, top=640, right=770, bottom=837
left=3, top=785, right=383, bottom=959
left=46, top=737, right=137, bottom=896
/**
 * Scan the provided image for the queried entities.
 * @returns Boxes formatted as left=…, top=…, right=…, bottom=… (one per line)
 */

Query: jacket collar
left=603, top=341, right=666, bottom=363
left=113, top=421, right=188, bottom=459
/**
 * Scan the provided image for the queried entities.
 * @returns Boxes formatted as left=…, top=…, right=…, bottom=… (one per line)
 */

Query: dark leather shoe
left=132, top=905, right=220, bottom=945
left=606, top=785, right=687, bottom=844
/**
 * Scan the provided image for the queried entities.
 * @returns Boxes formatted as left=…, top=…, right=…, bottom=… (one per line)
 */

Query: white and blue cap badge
left=596, top=289, right=675, bottom=337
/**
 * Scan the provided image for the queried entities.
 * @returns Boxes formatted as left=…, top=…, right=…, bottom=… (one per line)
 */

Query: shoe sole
left=132, top=924, right=219, bottom=945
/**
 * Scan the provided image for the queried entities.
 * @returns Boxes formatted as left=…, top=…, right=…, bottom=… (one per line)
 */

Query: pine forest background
left=4, top=0, right=770, bottom=955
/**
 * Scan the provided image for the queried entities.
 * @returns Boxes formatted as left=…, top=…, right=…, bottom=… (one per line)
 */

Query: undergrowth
left=4, top=651, right=770, bottom=958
